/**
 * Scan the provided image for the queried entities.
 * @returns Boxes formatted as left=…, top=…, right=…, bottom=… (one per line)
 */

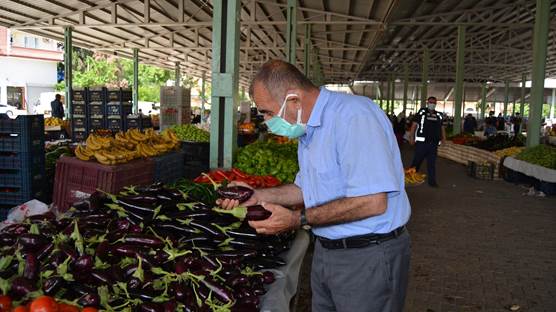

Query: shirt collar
left=306, top=87, right=329, bottom=128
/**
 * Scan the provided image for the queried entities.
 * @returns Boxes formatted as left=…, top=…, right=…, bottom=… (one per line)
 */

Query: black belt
left=317, top=226, right=405, bottom=250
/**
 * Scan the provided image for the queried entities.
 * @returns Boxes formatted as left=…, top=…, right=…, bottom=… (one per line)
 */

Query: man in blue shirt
left=219, top=60, right=411, bottom=312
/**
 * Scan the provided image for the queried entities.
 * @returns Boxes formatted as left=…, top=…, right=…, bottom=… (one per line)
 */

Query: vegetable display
left=171, top=125, right=210, bottom=143
left=515, top=144, right=556, bottom=170
left=193, top=169, right=281, bottom=189
left=0, top=182, right=293, bottom=311
left=494, top=146, right=525, bottom=158
left=468, top=134, right=525, bottom=152
left=235, top=141, right=298, bottom=183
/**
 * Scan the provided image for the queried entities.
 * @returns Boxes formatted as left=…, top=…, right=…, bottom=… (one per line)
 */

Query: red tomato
left=12, top=306, right=28, bottom=312
left=0, top=295, right=11, bottom=311
left=29, top=296, right=58, bottom=312
left=57, top=304, right=78, bottom=312
left=81, top=308, right=98, bottom=312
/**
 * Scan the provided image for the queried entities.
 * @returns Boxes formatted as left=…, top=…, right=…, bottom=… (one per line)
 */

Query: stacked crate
left=87, top=88, right=106, bottom=132
left=71, top=89, right=88, bottom=141
left=159, top=86, right=191, bottom=130
left=106, top=88, right=123, bottom=132
left=0, top=114, right=45, bottom=209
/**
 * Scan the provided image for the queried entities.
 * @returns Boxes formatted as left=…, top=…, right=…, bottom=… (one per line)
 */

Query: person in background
left=409, top=96, right=446, bottom=187
left=463, top=113, right=477, bottom=134
left=511, top=113, right=523, bottom=134
left=496, top=113, right=506, bottom=131
left=484, top=118, right=497, bottom=137
left=219, top=59, right=411, bottom=312
left=50, top=94, right=64, bottom=119
left=394, top=113, right=406, bottom=146
left=202, top=110, right=211, bottom=124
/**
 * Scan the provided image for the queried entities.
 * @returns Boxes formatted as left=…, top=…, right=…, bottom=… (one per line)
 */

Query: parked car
left=0, top=103, right=27, bottom=117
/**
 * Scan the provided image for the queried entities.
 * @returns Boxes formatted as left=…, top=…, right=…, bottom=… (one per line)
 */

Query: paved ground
left=294, top=145, right=556, bottom=312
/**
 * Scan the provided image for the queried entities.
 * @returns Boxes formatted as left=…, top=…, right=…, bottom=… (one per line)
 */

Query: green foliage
left=516, top=144, right=556, bottom=170
left=234, top=141, right=299, bottom=183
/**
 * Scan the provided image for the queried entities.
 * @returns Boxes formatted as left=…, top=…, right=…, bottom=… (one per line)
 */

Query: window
left=24, top=37, right=38, bottom=49
left=7, top=87, right=24, bottom=109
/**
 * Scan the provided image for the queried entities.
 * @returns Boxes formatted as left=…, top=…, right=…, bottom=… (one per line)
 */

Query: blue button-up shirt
left=295, top=88, right=411, bottom=239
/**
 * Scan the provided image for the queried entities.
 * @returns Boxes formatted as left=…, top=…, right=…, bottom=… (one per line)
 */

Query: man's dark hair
left=427, top=96, right=437, bottom=101
left=249, top=59, right=317, bottom=101
left=55, top=94, right=61, bottom=100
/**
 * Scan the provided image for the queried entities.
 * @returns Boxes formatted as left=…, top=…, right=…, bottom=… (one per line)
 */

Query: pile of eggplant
left=0, top=182, right=294, bottom=311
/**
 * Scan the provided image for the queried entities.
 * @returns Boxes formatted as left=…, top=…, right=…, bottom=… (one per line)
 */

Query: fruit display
left=235, top=141, right=299, bottom=183
left=0, top=181, right=293, bottom=311
left=193, top=168, right=281, bottom=189
left=494, top=146, right=525, bottom=158
left=404, top=167, right=426, bottom=186
left=0, top=295, right=96, bottom=312
left=238, top=122, right=256, bottom=135
left=469, top=134, right=525, bottom=151
left=171, top=124, right=210, bottom=142
left=449, top=133, right=480, bottom=145
left=45, top=117, right=63, bottom=127
left=516, top=144, right=556, bottom=170
left=74, top=128, right=180, bottom=165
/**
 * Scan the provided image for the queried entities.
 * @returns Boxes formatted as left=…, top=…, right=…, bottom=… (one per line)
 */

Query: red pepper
left=214, top=170, right=230, bottom=181
left=231, top=168, right=248, bottom=179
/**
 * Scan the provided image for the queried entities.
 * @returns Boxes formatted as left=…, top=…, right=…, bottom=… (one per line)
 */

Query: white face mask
left=427, top=103, right=436, bottom=110
left=264, top=94, right=306, bottom=139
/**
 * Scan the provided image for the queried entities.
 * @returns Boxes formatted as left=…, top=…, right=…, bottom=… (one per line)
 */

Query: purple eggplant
left=189, top=221, right=226, bottom=239
left=216, top=186, right=254, bottom=203
left=228, top=274, right=250, bottom=288
left=139, top=302, right=164, bottom=312
left=262, top=270, right=275, bottom=284
left=23, top=253, right=39, bottom=281
left=90, top=270, right=113, bottom=285
left=122, top=234, right=164, bottom=248
left=111, top=244, right=145, bottom=257
left=200, top=277, right=234, bottom=303
left=71, top=200, right=91, bottom=211
left=0, top=233, right=16, bottom=247
left=28, top=211, right=56, bottom=222
left=3, top=223, right=29, bottom=235
left=163, top=300, right=177, bottom=312
left=246, top=205, right=272, bottom=221
left=95, top=241, right=111, bottom=259
left=78, top=293, right=100, bottom=307
left=154, top=221, right=199, bottom=237
left=114, top=219, right=131, bottom=231
left=43, top=276, right=64, bottom=296
left=10, top=277, right=36, bottom=299
left=74, top=255, right=94, bottom=272
left=169, top=282, right=188, bottom=303
left=18, top=233, right=48, bottom=248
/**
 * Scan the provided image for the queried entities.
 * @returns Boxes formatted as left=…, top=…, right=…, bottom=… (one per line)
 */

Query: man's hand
left=248, top=202, right=300, bottom=235
left=215, top=181, right=259, bottom=210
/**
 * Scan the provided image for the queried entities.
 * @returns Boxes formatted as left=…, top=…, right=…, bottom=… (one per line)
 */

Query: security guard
left=409, top=96, right=446, bottom=187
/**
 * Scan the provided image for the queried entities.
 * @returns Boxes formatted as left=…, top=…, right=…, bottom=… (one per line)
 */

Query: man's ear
left=285, top=88, right=303, bottom=110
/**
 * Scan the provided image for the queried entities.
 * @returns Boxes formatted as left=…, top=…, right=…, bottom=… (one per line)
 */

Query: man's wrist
left=291, top=210, right=301, bottom=229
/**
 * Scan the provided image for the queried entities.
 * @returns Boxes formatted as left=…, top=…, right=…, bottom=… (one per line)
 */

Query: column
left=504, top=80, right=510, bottom=116
left=480, top=82, right=487, bottom=120
left=421, top=48, right=430, bottom=107
left=64, top=27, right=72, bottom=119
left=286, top=0, right=297, bottom=65
left=175, top=62, right=182, bottom=124
left=453, top=26, right=465, bottom=135
left=133, top=48, right=139, bottom=113
left=403, top=64, right=409, bottom=116
left=211, top=0, right=241, bottom=168
left=304, top=24, right=311, bottom=77
left=527, top=0, right=550, bottom=147
left=200, top=71, right=206, bottom=124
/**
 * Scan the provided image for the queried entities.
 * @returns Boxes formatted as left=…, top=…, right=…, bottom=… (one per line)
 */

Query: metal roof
left=0, top=0, right=555, bottom=86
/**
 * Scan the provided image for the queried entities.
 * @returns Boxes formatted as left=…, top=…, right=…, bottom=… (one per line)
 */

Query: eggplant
left=74, top=255, right=94, bottom=272
left=228, top=274, right=250, bottom=288
left=167, top=210, right=214, bottom=220
left=114, top=219, right=131, bottom=231
left=28, top=211, right=56, bottom=223
left=0, top=233, right=16, bottom=247
left=111, top=244, right=146, bottom=257
left=154, top=221, right=199, bottom=237
left=90, top=270, right=113, bottom=285
left=3, top=224, right=29, bottom=235
left=89, top=191, right=111, bottom=211
left=200, top=278, right=234, bottom=303
left=59, top=244, right=78, bottom=260
left=71, top=200, right=91, bottom=211
left=228, top=238, right=265, bottom=250
left=95, top=241, right=111, bottom=259
left=77, top=293, right=100, bottom=308
left=23, top=253, right=39, bottom=281
left=128, top=277, right=142, bottom=290
left=246, top=205, right=272, bottom=221
left=163, top=300, right=177, bottom=312
left=43, top=276, right=64, bottom=296
left=245, top=256, right=286, bottom=270
left=262, top=270, right=275, bottom=284
left=189, top=221, right=226, bottom=239
left=162, top=188, right=183, bottom=200
left=18, top=233, right=48, bottom=248
left=226, top=227, right=258, bottom=240
left=139, top=302, right=164, bottom=312
left=10, top=277, right=36, bottom=299
left=216, top=186, right=254, bottom=203
left=122, top=234, right=164, bottom=248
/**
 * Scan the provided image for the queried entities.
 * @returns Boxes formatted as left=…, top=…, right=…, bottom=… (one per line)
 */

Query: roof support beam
left=420, top=48, right=429, bottom=108
left=285, top=0, right=297, bottom=65
left=480, top=83, right=487, bottom=119
left=64, top=26, right=72, bottom=121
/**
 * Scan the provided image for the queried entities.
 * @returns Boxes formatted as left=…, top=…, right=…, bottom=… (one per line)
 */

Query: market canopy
left=1, top=0, right=555, bottom=85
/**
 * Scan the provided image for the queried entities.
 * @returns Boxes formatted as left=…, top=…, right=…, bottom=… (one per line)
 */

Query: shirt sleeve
left=336, top=111, right=401, bottom=198
left=294, top=171, right=302, bottom=188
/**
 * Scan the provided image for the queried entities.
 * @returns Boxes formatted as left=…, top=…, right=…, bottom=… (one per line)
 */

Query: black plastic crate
left=152, top=151, right=185, bottom=184
left=184, top=159, right=209, bottom=179
left=125, top=116, right=140, bottom=130
left=106, top=89, right=121, bottom=103
left=181, top=141, right=210, bottom=162
left=141, top=117, right=152, bottom=129
left=88, top=89, right=105, bottom=104
left=72, top=103, right=86, bottom=117
left=72, top=117, right=87, bottom=129
left=88, top=117, right=105, bottom=130
left=467, top=161, right=495, bottom=180
left=72, top=130, right=87, bottom=142
left=107, top=117, right=123, bottom=131
left=72, top=89, right=86, bottom=102
left=0, top=114, right=44, bottom=135
left=122, top=89, right=132, bottom=102
left=122, top=104, right=133, bottom=116
left=0, top=208, right=8, bottom=221
left=0, top=150, right=43, bottom=170
left=106, top=104, right=122, bottom=116
left=88, top=103, right=105, bottom=117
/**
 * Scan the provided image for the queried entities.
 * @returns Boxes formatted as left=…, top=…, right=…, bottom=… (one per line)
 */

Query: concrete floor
left=294, top=145, right=556, bottom=312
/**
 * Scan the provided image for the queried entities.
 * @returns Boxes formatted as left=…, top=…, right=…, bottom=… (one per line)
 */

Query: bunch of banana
left=128, top=128, right=150, bottom=142
left=45, top=117, right=63, bottom=127
left=494, top=146, right=525, bottom=158
left=136, top=142, right=159, bottom=158
left=404, top=167, right=426, bottom=185
left=161, top=129, right=180, bottom=148
left=74, top=144, right=94, bottom=161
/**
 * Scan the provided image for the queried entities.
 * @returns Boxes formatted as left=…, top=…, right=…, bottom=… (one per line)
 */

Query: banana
left=86, top=135, right=102, bottom=151
left=129, top=129, right=147, bottom=142
left=94, top=151, right=110, bottom=163
left=75, top=145, right=90, bottom=161
left=142, top=144, right=157, bottom=157
left=101, top=150, right=117, bottom=161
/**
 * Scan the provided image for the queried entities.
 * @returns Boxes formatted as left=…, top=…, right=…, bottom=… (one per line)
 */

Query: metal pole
left=200, top=71, right=206, bottom=125
left=304, top=24, right=311, bottom=77
left=133, top=48, right=139, bottom=113
left=379, top=81, right=384, bottom=110
left=386, top=76, right=391, bottom=113
left=286, top=0, right=297, bottom=65
left=503, top=80, right=510, bottom=117
left=211, top=0, right=241, bottom=169
left=64, top=26, right=72, bottom=120
left=420, top=48, right=429, bottom=108
left=403, top=64, right=408, bottom=116
left=481, top=82, right=487, bottom=120
left=175, top=62, right=182, bottom=125
left=550, top=88, right=555, bottom=120
left=520, top=74, right=526, bottom=118
left=391, top=77, right=396, bottom=115
left=527, top=0, right=550, bottom=147
left=453, top=25, right=465, bottom=135
left=512, top=100, right=516, bottom=116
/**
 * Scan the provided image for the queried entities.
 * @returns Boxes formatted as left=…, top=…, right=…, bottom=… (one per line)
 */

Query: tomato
left=12, top=306, right=28, bottom=312
left=29, top=296, right=58, bottom=312
left=81, top=308, right=98, bottom=312
left=56, top=304, right=78, bottom=312
left=0, top=295, right=11, bottom=311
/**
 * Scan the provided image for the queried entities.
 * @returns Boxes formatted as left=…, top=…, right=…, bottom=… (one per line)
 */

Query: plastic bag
left=0, top=199, right=49, bottom=230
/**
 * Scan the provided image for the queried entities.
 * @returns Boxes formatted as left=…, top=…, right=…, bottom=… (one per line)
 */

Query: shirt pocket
left=310, top=167, right=344, bottom=205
